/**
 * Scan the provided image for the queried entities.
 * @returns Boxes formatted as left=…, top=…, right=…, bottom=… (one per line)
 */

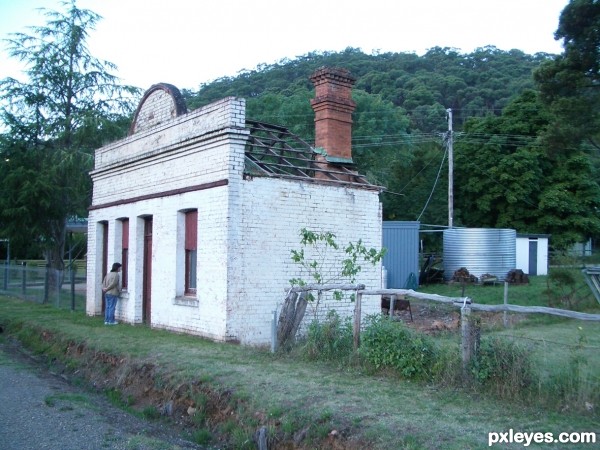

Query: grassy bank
left=0, top=295, right=598, bottom=449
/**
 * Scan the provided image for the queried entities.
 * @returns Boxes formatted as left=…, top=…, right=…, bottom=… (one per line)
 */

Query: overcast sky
left=1, top=0, right=570, bottom=91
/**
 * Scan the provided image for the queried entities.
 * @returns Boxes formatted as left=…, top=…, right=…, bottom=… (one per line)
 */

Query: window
left=184, top=210, right=198, bottom=295
left=121, top=219, right=129, bottom=289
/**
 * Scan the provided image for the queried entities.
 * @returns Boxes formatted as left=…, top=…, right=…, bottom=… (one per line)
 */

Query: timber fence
left=277, top=283, right=600, bottom=374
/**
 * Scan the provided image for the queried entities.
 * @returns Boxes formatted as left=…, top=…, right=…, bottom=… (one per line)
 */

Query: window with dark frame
left=185, top=210, right=198, bottom=295
left=121, top=219, right=129, bottom=289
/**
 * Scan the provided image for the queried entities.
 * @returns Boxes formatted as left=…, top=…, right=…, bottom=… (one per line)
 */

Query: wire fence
left=277, top=283, right=600, bottom=412
left=0, top=262, right=86, bottom=310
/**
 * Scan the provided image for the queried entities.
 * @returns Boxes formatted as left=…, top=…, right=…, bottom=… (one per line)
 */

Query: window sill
left=173, top=296, right=199, bottom=307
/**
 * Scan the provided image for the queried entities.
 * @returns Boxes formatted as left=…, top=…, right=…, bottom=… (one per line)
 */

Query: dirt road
left=0, top=337, right=203, bottom=450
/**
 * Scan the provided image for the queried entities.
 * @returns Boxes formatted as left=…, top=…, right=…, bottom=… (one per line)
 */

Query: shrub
left=545, top=267, right=579, bottom=309
left=540, top=353, right=599, bottom=413
left=301, top=310, right=354, bottom=362
left=470, top=337, right=535, bottom=397
left=430, top=343, right=462, bottom=386
left=360, top=315, right=437, bottom=379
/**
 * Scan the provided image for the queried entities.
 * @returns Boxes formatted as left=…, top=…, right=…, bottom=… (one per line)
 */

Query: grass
left=44, top=392, right=94, bottom=411
left=418, top=273, right=598, bottom=308
left=1, top=290, right=599, bottom=448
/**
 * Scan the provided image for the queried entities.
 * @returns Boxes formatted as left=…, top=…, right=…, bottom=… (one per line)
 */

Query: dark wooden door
left=528, top=239, right=538, bottom=276
left=101, top=222, right=108, bottom=313
left=143, top=217, right=153, bottom=324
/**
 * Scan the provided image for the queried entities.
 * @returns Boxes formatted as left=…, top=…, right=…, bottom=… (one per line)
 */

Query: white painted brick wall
left=86, top=187, right=231, bottom=339
left=133, top=89, right=177, bottom=132
left=92, top=97, right=246, bottom=187
left=87, top=97, right=247, bottom=339
left=87, top=95, right=383, bottom=346
left=228, top=177, right=383, bottom=345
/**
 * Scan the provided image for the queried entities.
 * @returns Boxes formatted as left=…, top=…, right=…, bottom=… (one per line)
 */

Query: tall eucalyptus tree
left=0, top=0, right=139, bottom=274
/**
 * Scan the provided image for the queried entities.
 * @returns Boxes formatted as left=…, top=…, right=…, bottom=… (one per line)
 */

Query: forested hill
left=183, top=46, right=555, bottom=135
left=181, top=46, right=600, bottom=250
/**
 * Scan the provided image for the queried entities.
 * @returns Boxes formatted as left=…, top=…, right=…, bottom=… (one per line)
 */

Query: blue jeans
left=104, top=294, right=118, bottom=323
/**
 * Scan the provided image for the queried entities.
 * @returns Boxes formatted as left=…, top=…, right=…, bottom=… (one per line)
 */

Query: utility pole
left=447, top=108, right=454, bottom=228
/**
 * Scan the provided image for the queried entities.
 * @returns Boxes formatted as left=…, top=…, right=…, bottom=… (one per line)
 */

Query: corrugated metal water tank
left=443, top=228, right=516, bottom=281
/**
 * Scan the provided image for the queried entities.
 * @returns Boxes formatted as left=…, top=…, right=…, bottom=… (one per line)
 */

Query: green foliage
left=301, top=310, right=354, bottom=362
left=544, top=266, right=593, bottom=310
left=191, top=427, right=212, bottom=445
left=105, top=388, right=124, bottom=407
left=141, top=405, right=160, bottom=420
left=531, top=1, right=600, bottom=248
left=455, top=89, right=600, bottom=248
left=541, top=350, right=599, bottom=412
left=187, top=46, right=547, bottom=134
left=180, top=37, right=600, bottom=243
left=289, top=228, right=385, bottom=302
left=0, top=0, right=138, bottom=262
left=361, top=315, right=436, bottom=379
left=470, top=337, right=535, bottom=395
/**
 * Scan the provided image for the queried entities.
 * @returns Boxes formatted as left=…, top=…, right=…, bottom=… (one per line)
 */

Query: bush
left=470, top=337, right=535, bottom=397
left=430, top=343, right=462, bottom=386
left=360, top=315, right=437, bottom=379
left=545, top=267, right=580, bottom=309
left=301, top=310, right=354, bottom=362
left=540, top=353, right=599, bottom=413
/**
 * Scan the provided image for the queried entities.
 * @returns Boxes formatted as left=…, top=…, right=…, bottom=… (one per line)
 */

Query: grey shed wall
left=382, top=221, right=420, bottom=289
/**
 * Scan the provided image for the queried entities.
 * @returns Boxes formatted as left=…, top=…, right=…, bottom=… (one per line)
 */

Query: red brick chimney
left=310, top=67, right=356, bottom=164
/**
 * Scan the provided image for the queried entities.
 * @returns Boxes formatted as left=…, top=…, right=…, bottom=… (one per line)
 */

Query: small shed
left=382, top=221, right=420, bottom=288
left=516, top=234, right=549, bottom=276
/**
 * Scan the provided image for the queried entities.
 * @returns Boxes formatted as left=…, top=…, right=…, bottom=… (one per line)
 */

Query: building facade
left=86, top=69, right=383, bottom=345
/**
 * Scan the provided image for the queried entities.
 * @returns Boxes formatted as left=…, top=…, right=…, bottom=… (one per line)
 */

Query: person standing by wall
left=102, top=263, right=122, bottom=325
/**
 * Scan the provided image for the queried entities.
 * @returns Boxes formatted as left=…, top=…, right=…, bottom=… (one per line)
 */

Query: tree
left=455, top=90, right=600, bottom=248
left=0, top=0, right=138, bottom=275
left=532, top=0, right=600, bottom=247
left=535, top=1, right=600, bottom=143
left=277, top=229, right=385, bottom=349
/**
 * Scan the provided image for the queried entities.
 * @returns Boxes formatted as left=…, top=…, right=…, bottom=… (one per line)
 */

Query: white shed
left=516, top=234, right=550, bottom=276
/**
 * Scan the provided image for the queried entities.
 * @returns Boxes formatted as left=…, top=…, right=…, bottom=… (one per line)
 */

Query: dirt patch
left=383, top=302, right=461, bottom=333
left=383, top=302, right=526, bottom=334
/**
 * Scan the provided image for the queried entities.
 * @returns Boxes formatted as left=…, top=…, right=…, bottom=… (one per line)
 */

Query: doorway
left=143, top=217, right=153, bottom=324
left=101, top=222, right=108, bottom=313
left=528, top=238, right=538, bottom=276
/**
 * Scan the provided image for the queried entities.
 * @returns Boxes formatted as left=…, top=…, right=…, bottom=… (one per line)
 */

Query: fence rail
left=284, top=283, right=600, bottom=375
left=0, top=263, right=86, bottom=310
left=582, top=267, right=600, bottom=305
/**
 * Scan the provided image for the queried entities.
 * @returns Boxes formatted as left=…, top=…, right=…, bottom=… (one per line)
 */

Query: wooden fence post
left=461, top=305, right=472, bottom=378
left=353, top=292, right=362, bottom=351
left=43, top=264, right=50, bottom=304
left=503, top=281, right=509, bottom=328
left=21, top=262, right=26, bottom=295
left=389, top=294, right=396, bottom=318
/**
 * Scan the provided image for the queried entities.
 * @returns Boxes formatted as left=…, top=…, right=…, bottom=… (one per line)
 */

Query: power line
left=417, top=145, right=448, bottom=222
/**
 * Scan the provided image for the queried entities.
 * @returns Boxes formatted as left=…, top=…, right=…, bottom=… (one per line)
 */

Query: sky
left=0, top=0, right=570, bottom=91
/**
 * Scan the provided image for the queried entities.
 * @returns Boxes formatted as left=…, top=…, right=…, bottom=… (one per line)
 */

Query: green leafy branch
left=289, top=228, right=386, bottom=304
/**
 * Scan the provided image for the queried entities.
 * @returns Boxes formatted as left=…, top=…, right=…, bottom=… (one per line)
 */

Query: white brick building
left=86, top=68, right=383, bottom=345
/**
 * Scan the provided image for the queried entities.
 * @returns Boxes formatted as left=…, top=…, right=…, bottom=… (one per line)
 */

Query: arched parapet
left=129, top=83, right=188, bottom=135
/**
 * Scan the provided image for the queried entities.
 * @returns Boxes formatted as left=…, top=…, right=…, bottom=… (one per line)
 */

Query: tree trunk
left=43, top=217, right=67, bottom=301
